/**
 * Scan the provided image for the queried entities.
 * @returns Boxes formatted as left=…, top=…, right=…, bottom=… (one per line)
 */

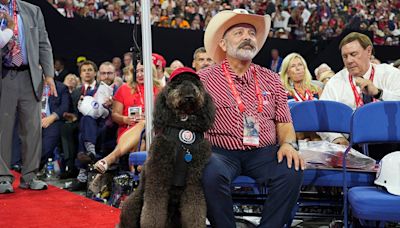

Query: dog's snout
left=184, top=95, right=195, bottom=102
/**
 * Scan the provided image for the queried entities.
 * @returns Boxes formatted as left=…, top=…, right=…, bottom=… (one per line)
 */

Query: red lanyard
left=137, top=85, right=144, bottom=107
left=10, top=0, right=19, bottom=37
left=293, top=88, right=314, bottom=101
left=348, top=66, right=375, bottom=108
left=222, top=63, right=263, bottom=113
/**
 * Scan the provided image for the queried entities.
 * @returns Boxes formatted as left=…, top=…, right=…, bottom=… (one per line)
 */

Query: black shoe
left=59, top=170, right=79, bottom=180
left=11, top=164, right=22, bottom=173
left=77, top=152, right=95, bottom=164
left=66, top=180, right=87, bottom=191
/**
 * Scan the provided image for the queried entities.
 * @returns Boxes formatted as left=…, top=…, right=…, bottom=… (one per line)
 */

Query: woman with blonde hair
left=280, top=53, right=321, bottom=102
left=94, top=62, right=160, bottom=173
left=280, top=53, right=321, bottom=141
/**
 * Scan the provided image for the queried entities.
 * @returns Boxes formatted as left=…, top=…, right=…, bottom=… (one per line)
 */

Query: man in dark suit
left=269, top=48, right=283, bottom=73
left=65, top=61, right=118, bottom=191
left=41, top=81, right=71, bottom=167
left=0, top=0, right=55, bottom=194
left=60, top=60, right=98, bottom=180
left=54, top=57, right=69, bottom=83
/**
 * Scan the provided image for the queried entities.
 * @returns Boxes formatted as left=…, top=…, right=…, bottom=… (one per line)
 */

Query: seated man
left=192, top=46, right=214, bottom=72
left=199, top=9, right=304, bottom=227
left=41, top=80, right=71, bottom=167
left=62, top=61, right=118, bottom=191
left=318, top=32, right=400, bottom=159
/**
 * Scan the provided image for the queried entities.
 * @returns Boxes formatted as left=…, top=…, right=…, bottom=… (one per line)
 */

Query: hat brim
left=204, top=11, right=271, bottom=63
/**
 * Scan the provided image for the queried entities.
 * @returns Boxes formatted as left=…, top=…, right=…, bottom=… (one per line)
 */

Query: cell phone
left=128, top=106, right=142, bottom=118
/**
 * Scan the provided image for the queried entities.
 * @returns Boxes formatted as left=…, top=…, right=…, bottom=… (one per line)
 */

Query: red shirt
left=113, top=83, right=159, bottom=140
left=198, top=59, right=292, bottom=150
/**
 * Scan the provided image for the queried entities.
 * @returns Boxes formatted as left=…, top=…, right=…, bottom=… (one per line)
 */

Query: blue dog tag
left=184, top=152, right=192, bottom=163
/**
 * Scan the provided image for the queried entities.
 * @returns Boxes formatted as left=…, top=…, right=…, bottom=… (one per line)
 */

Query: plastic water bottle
left=46, top=158, right=56, bottom=180
left=53, top=149, right=61, bottom=176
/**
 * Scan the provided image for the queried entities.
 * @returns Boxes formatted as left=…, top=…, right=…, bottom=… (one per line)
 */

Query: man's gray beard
left=226, top=44, right=257, bottom=61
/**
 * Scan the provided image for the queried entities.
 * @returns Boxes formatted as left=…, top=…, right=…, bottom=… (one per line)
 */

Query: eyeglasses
left=100, top=71, right=114, bottom=76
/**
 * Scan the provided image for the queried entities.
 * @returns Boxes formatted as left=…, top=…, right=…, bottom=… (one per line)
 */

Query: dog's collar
left=163, top=127, right=204, bottom=145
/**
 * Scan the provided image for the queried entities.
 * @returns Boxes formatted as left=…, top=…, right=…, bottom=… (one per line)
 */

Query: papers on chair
left=94, top=82, right=113, bottom=104
left=299, top=140, right=376, bottom=171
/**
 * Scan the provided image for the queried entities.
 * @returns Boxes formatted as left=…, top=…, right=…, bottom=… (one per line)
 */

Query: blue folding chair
left=128, top=128, right=147, bottom=182
left=344, top=101, right=400, bottom=227
left=290, top=100, right=375, bottom=187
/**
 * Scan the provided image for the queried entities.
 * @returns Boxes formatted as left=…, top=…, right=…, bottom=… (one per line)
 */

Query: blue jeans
left=202, top=145, right=303, bottom=228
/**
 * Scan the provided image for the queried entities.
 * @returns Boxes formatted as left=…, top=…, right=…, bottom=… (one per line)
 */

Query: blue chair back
left=290, top=100, right=353, bottom=133
left=351, top=101, right=400, bottom=144
left=343, top=101, right=400, bottom=227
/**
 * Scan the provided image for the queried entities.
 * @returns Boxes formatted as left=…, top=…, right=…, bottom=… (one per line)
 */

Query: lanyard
left=9, top=0, right=19, bottom=37
left=293, top=88, right=314, bottom=101
left=348, top=66, right=375, bottom=108
left=222, top=63, right=263, bottom=113
left=137, top=85, right=144, bottom=107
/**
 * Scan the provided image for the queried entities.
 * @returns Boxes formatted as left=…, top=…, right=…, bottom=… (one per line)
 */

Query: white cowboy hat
left=204, top=9, right=271, bottom=63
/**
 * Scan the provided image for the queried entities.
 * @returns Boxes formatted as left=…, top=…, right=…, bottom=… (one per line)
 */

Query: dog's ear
left=199, top=91, right=216, bottom=130
left=153, top=87, right=171, bottom=130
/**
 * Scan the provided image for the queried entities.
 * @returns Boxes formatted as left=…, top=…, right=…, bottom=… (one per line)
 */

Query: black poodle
left=119, top=67, right=216, bottom=228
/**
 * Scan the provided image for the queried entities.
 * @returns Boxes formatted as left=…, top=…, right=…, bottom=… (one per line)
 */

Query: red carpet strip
left=0, top=172, right=120, bottom=228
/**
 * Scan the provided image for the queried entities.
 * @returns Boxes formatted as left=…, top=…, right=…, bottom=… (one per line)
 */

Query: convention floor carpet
left=0, top=171, right=120, bottom=228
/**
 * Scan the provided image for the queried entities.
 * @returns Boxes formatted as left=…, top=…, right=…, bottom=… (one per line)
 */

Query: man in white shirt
left=319, top=32, right=400, bottom=148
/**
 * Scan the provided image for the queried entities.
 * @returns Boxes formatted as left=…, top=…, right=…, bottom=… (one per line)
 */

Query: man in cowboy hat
left=199, top=9, right=304, bottom=227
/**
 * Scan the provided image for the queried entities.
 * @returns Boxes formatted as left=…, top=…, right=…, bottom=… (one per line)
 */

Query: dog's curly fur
left=119, top=73, right=215, bottom=228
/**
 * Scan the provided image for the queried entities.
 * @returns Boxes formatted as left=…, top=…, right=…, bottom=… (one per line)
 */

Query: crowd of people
left=47, top=0, right=400, bottom=45
left=4, top=30, right=398, bottom=193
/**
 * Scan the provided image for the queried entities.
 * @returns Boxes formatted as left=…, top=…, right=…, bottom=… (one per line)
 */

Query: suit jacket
left=0, top=0, right=54, bottom=101
left=49, top=81, right=70, bottom=120
left=54, top=69, right=69, bottom=83
left=270, top=57, right=283, bottom=73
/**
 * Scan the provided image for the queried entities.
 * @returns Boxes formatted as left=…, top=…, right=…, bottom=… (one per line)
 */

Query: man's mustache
left=238, top=40, right=256, bottom=50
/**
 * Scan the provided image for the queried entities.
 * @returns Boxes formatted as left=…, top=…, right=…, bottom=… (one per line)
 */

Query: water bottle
left=46, top=158, right=56, bottom=180
left=53, top=149, right=61, bottom=176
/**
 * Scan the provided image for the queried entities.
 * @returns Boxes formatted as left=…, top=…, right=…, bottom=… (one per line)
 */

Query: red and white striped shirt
left=199, top=59, right=292, bottom=151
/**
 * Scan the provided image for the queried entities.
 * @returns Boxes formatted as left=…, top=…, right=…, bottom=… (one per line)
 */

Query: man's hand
left=63, top=112, right=77, bottom=122
left=354, top=77, right=379, bottom=96
left=42, top=114, right=57, bottom=128
left=277, top=143, right=305, bottom=171
left=45, top=76, right=58, bottom=97
left=332, top=137, right=349, bottom=146
left=103, top=97, right=113, bottom=108
left=0, top=11, right=15, bottom=30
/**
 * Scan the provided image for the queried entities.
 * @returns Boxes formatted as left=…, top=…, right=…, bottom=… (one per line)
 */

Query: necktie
left=9, top=39, right=23, bottom=66
left=85, top=86, right=92, bottom=95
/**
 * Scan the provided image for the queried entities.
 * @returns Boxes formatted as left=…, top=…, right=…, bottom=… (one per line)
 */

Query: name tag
left=243, top=115, right=260, bottom=147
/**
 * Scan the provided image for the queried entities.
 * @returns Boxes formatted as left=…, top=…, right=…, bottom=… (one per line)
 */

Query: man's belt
left=2, top=65, right=30, bottom=71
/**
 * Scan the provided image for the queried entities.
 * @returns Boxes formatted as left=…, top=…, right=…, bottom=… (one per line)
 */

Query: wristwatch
left=373, top=88, right=383, bottom=100
left=283, top=141, right=299, bottom=151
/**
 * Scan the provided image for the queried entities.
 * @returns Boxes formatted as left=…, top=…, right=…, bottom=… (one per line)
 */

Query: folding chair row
left=292, top=100, right=400, bottom=227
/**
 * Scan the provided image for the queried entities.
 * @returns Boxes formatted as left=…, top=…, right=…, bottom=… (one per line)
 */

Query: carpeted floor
left=0, top=172, right=120, bottom=228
